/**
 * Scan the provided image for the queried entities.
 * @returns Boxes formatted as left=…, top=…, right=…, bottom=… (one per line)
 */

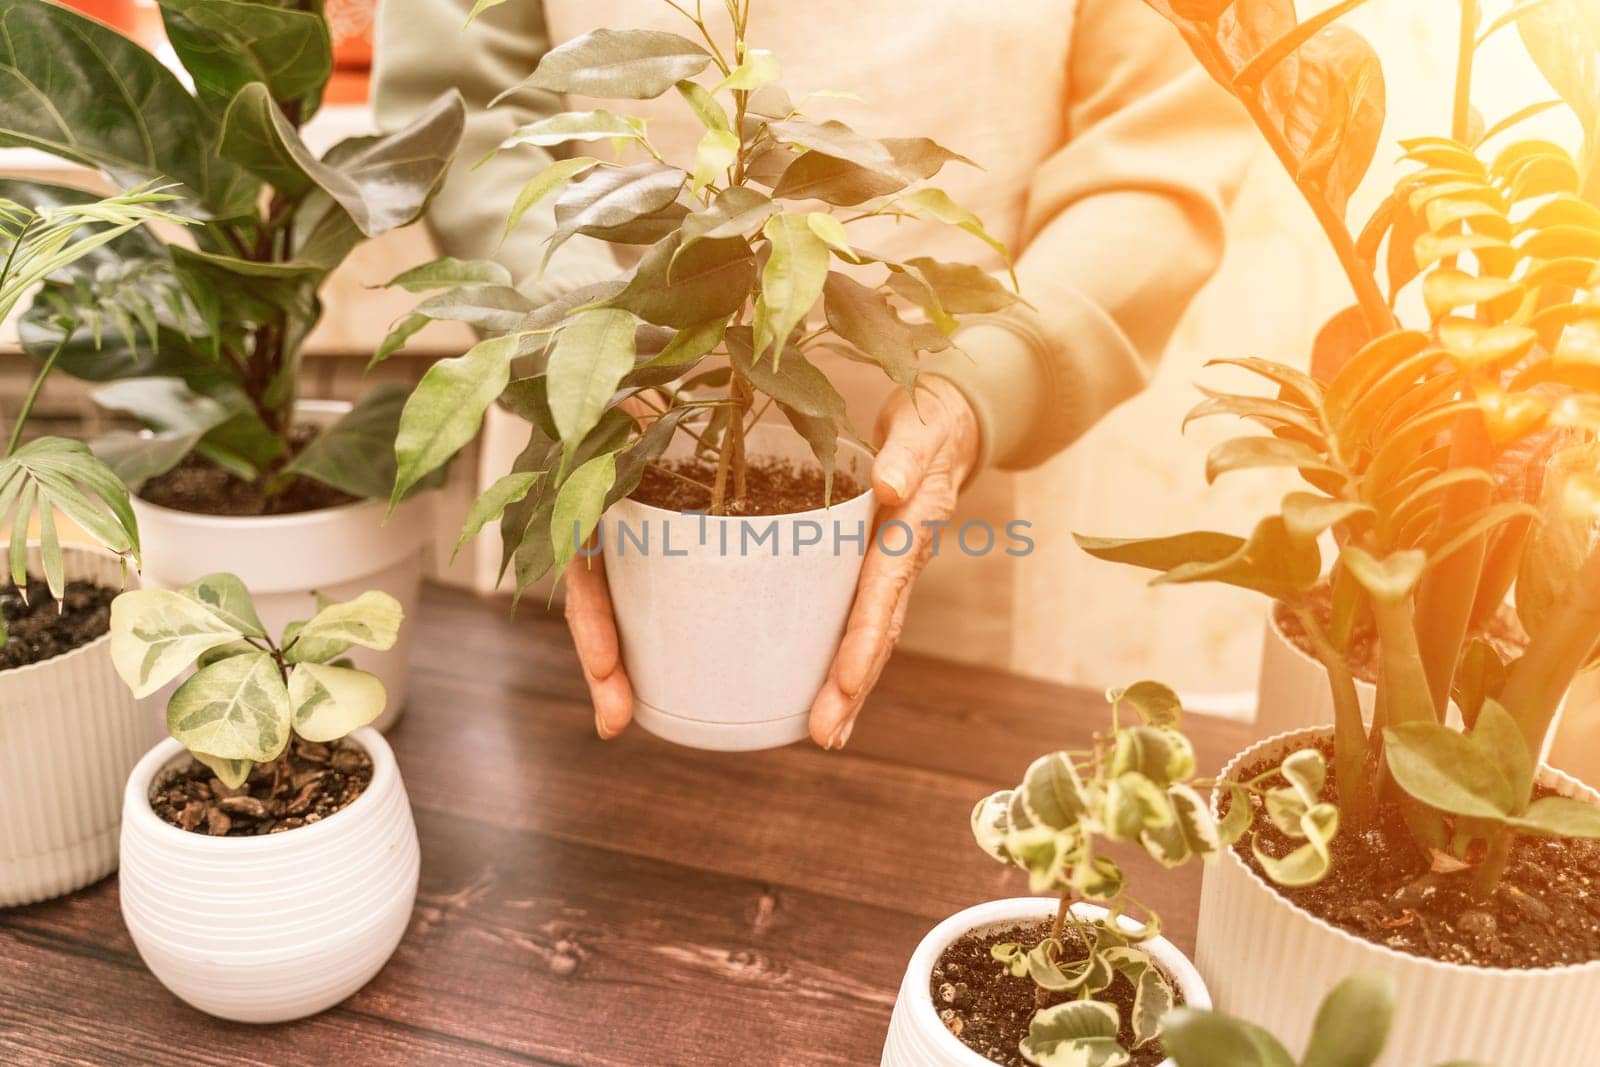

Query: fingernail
left=880, top=468, right=906, bottom=499
left=595, top=708, right=615, bottom=740
left=830, top=718, right=856, bottom=750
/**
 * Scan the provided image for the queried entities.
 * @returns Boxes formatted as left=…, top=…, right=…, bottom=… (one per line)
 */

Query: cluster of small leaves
left=382, top=0, right=1018, bottom=593
left=1162, top=972, right=1489, bottom=1067
left=109, top=574, right=400, bottom=788
left=968, top=683, right=1330, bottom=1065
left=0, top=0, right=465, bottom=499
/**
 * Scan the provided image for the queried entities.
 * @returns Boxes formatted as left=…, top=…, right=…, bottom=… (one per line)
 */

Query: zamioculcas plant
left=110, top=574, right=402, bottom=790
left=968, top=683, right=1326, bottom=1065
left=0, top=182, right=188, bottom=643
left=1079, top=0, right=1600, bottom=897
left=381, top=0, right=1018, bottom=590
left=1162, top=972, right=1489, bottom=1067
left=0, top=0, right=464, bottom=506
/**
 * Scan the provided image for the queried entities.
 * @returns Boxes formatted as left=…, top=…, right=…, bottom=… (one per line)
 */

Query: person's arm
left=925, top=0, right=1255, bottom=470
left=372, top=0, right=617, bottom=294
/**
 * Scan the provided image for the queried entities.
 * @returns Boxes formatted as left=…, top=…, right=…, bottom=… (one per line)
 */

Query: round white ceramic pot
left=131, top=401, right=431, bottom=729
left=881, top=897, right=1208, bottom=1067
left=118, top=726, right=418, bottom=1023
left=602, top=422, right=876, bottom=751
left=1197, top=726, right=1600, bottom=1066
left=0, top=545, right=162, bottom=907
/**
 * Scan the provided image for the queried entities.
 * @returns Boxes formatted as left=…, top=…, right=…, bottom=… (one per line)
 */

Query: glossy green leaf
left=896, top=187, right=1010, bottom=266
left=290, top=591, right=403, bottom=654
left=1509, top=794, right=1600, bottom=838
left=504, top=156, right=600, bottom=241
left=715, top=48, right=780, bottom=93
left=492, top=109, right=643, bottom=152
left=1252, top=804, right=1339, bottom=886
left=547, top=308, right=637, bottom=461
left=282, top=383, right=410, bottom=500
left=155, top=0, right=331, bottom=118
left=546, top=162, right=686, bottom=264
left=192, top=751, right=252, bottom=790
left=680, top=186, right=779, bottom=247
left=1019, top=751, right=1091, bottom=831
left=0, top=437, right=140, bottom=582
left=1116, top=680, right=1182, bottom=727
left=1018, top=1000, right=1129, bottom=1067
left=551, top=452, right=617, bottom=577
left=886, top=256, right=1018, bottom=322
left=1383, top=722, right=1516, bottom=819
left=1162, top=1008, right=1296, bottom=1067
left=610, top=234, right=755, bottom=328
left=691, top=128, right=739, bottom=194
left=179, top=573, right=265, bottom=639
left=520, top=28, right=710, bottom=100
left=1205, top=435, right=1334, bottom=484
left=384, top=256, right=513, bottom=293
left=1301, top=972, right=1395, bottom=1067
left=455, top=472, right=540, bottom=562
left=730, top=335, right=847, bottom=422
left=391, top=333, right=522, bottom=505
left=1471, top=700, right=1534, bottom=811
left=166, top=650, right=292, bottom=763
left=754, top=213, right=829, bottom=363
left=288, top=662, right=387, bottom=742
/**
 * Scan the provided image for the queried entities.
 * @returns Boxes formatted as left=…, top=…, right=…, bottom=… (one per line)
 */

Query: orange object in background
left=325, top=0, right=376, bottom=103
left=58, top=0, right=138, bottom=29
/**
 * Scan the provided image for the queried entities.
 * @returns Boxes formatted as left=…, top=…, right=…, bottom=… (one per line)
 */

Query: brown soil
left=632, top=456, right=865, bottom=516
left=1275, top=584, right=1526, bottom=684
left=1227, top=738, right=1600, bottom=969
left=0, top=577, right=114, bottom=671
left=149, top=736, right=373, bottom=837
left=931, top=920, right=1175, bottom=1067
left=137, top=429, right=357, bottom=517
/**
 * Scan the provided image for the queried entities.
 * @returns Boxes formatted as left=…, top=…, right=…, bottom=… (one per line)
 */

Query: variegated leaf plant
left=109, top=574, right=400, bottom=788
left=970, top=682, right=1329, bottom=1067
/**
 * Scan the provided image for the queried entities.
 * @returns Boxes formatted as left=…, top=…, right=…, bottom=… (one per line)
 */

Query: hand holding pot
left=566, top=378, right=980, bottom=747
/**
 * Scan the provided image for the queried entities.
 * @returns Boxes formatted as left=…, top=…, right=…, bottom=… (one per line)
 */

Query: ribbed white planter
left=1197, top=726, right=1600, bottom=1066
left=131, top=401, right=431, bottom=729
left=881, top=897, right=1207, bottom=1067
left=603, top=423, right=875, bottom=751
left=0, top=545, right=161, bottom=907
left=119, top=727, right=419, bottom=1022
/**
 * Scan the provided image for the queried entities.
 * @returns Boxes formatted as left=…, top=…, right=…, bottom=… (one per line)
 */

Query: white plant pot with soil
left=881, top=897, right=1206, bottom=1067
left=603, top=422, right=876, bottom=751
left=1197, top=726, right=1600, bottom=1066
left=131, top=401, right=431, bottom=730
left=0, top=545, right=161, bottom=907
left=118, top=727, right=418, bottom=1023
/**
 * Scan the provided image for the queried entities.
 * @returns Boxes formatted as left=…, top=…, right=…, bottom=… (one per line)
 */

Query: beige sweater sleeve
left=371, top=0, right=618, bottom=295
left=924, top=0, right=1254, bottom=470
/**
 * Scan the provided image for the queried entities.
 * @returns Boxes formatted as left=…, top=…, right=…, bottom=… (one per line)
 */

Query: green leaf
left=1470, top=700, right=1534, bottom=811
left=680, top=186, right=779, bottom=247
left=1150, top=516, right=1322, bottom=599
left=1106, top=771, right=1176, bottom=842
left=1205, top=436, right=1334, bottom=484
left=179, top=573, right=265, bottom=639
left=1162, top=1008, right=1297, bottom=1067
left=155, top=0, right=331, bottom=119
left=391, top=333, right=522, bottom=505
left=0, top=0, right=257, bottom=217
left=1281, top=748, right=1327, bottom=808
left=1301, top=972, right=1395, bottom=1067
left=492, top=109, right=644, bottom=152
left=550, top=452, right=617, bottom=578
left=714, top=48, right=780, bottom=93
left=769, top=136, right=974, bottom=205
left=970, top=789, right=1015, bottom=861
left=1383, top=722, right=1516, bottom=819
left=1340, top=545, right=1426, bottom=604
left=1111, top=725, right=1196, bottom=785
left=676, top=79, right=729, bottom=131
left=166, top=651, right=292, bottom=763
left=290, top=591, right=404, bottom=654
left=636, top=318, right=727, bottom=374
left=691, top=128, right=739, bottom=194
left=192, top=751, right=253, bottom=790
left=0, top=437, right=140, bottom=577
left=1252, top=804, right=1339, bottom=886
left=455, top=472, right=540, bottom=561
left=730, top=334, right=848, bottom=422
left=1074, top=531, right=1246, bottom=573
left=547, top=308, right=638, bottom=462
left=754, top=213, right=829, bottom=363
left=1102, top=947, right=1173, bottom=1047
left=504, top=157, right=600, bottom=241
left=519, top=28, right=710, bottom=100
left=887, top=257, right=1018, bottom=322
left=1142, top=782, right=1223, bottom=864
left=766, top=117, right=897, bottom=174
left=288, top=662, right=387, bottom=743
left=284, top=383, right=411, bottom=501
left=1508, top=795, right=1600, bottom=838
left=1117, top=680, right=1182, bottom=727
left=1019, top=751, right=1091, bottom=831
left=545, top=162, right=685, bottom=264
left=896, top=187, right=1011, bottom=270
left=1217, top=784, right=1254, bottom=845
left=610, top=234, right=755, bottom=328
left=777, top=403, right=841, bottom=503
left=384, top=256, right=512, bottom=293
left=1018, top=1001, right=1129, bottom=1067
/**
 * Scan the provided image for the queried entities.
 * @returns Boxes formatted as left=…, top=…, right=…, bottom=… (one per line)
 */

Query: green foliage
left=0, top=0, right=465, bottom=502
left=110, top=575, right=398, bottom=787
left=388, top=0, right=1015, bottom=589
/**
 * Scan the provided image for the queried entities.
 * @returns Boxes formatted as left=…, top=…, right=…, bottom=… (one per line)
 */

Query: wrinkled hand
left=565, top=376, right=981, bottom=745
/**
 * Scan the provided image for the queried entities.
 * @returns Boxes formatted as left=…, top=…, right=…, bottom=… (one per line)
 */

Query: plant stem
left=1452, top=0, right=1479, bottom=143
left=1038, top=893, right=1072, bottom=1009
left=1501, top=538, right=1600, bottom=752
left=1293, top=603, right=1374, bottom=827
left=5, top=333, right=69, bottom=458
left=1473, top=826, right=1512, bottom=898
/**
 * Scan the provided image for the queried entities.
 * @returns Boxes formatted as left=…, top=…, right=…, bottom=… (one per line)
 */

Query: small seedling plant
left=110, top=574, right=401, bottom=788
left=1162, top=972, right=1489, bottom=1067
left=382, top=0, right=1019, bottom=591
left=1081, top=1, right=1600, bottom=897
left=0, top=183, right=188, bottom=646
left=0, top=0, right=465, bottom=504
left=969, top=682, right=1329, bottom=1066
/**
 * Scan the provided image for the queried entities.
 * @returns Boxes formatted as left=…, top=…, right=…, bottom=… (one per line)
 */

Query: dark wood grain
left=0, top=583, right=1250, bottom=1067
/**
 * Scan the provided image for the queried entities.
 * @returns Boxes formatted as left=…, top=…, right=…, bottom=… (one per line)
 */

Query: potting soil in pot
left=149, top=737, right=374, bottom=837
left=633, top=456, right=865, bottom=516
left=929, top=920, right=1176, bottom=1067
left=0, top=576, right=113, bottom=670
left=1226, top=737, right=1600, bottom=968
left=137, top=429, right=357, bottom=516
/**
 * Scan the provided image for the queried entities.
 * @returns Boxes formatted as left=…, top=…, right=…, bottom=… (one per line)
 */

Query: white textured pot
left=1197, top=726, right=1600, bottom=1066
left=881, top=897, right=1207, bottom=1067
left=119, top=726, right=418, bottom=1023
left=603, top=422, right=875, bottom=751
left=0, top=545, right=162, bottom=907
left=131, top=401, right=431, bottom=729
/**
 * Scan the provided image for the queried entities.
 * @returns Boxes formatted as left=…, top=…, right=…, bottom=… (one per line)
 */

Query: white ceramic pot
left=0, top=545, right=162, bottom=907
left=118, top=726, right=418, bottom=1023
left=131, top=401, right=431, bottom=729
left=882, top=898, right=1206, bottom=1066
left=603, top=422, right=875, bottom=751
left=1197, top=726, right=1600, bottom=1066
left=1253, top=607, right=1377, bottom=740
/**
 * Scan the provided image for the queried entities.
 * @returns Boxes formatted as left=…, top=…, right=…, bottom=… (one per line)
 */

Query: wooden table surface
left=1, top=583, right=1249, bottom=1067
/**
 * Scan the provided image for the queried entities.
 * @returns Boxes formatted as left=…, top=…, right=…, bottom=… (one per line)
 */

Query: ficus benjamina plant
left=109, top=574, right=401, bottom=788
left=969, top=682, right=1327, bottom=1067
left=0, top=0, right=464, bottom=503
left=1080, top=1, right=1600, bottom=896
left=1162, top=972, right=1489, bottom=1067
left=379, top=0, right=1019, bottom=593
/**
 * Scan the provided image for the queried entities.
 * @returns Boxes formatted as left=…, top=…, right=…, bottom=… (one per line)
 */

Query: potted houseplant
left=0, top=0, right=467, bottom=721
left=1079, top=2, right=1600, bottom=1062
left=110, top=573, right=416, bottom=1023
left=881, top=682, right=1322, bottom=1067
left=0, top=182, right=181, bottom=906
left=381, top=0, right=1019, bottom=750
